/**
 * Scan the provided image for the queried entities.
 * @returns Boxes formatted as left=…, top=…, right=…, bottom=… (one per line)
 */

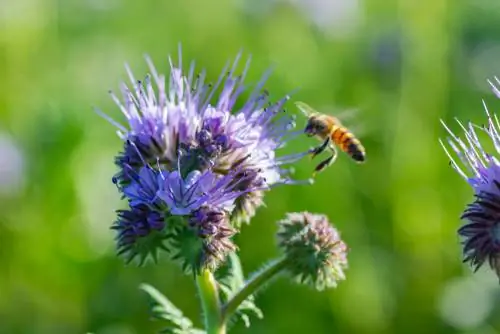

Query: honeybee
left=295, top=101, right=366, bottom=175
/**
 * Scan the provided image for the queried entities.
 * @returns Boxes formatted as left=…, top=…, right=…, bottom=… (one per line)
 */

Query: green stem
left=221, top=257, right=289, bottom=321
left=196, top=269, right=224, bottom=334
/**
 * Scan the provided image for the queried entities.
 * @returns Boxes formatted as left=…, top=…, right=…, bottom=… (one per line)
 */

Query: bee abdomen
left=347, top=142, right=365, bottom=162
left=334, top=128, right=366, bottom=162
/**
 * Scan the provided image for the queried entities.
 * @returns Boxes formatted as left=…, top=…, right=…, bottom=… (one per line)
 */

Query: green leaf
left=216, top=253, right=263, bottom=328
left=140, top=283, right=206, bottom=334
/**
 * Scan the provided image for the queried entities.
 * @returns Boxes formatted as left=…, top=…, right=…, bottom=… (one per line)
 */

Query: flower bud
left=277, top=212, right=348, bottom=290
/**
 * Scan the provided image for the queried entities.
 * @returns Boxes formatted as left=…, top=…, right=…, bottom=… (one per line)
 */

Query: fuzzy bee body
left=331, top=126, right=366, bottom=162
left=295, top=101, right=366, bottom=175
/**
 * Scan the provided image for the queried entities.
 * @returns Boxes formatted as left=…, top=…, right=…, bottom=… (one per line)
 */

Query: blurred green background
left=2, top=0, right=500, bottom=333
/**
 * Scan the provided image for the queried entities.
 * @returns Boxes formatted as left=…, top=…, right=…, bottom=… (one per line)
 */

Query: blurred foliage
left=1, top=0, right=500, bottom=333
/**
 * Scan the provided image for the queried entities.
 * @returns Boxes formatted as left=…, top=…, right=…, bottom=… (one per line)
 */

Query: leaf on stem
left=140, top=283, right=206, bottom=334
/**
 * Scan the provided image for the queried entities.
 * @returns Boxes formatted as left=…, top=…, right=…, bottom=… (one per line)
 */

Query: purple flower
left=100, top=47, right=309, bottom=217
left=101, top=47, right=311, bottom=270
left=440, top=77, right=500, bottom=280
left=122, top=165, right=162, bottom=208
left=125, top=165, right=267, bottom=215
left=156, top=167, right=257, bottom=216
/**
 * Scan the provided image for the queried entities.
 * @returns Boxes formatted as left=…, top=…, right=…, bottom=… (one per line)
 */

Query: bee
left=295, top=101, right=366, bottom=175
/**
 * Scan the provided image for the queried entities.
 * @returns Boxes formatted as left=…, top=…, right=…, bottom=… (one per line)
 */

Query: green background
left=1, top=0, right=500, bottom=333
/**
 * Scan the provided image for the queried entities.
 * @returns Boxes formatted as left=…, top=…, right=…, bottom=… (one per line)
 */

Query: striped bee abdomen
left=332, top=127, right=366, bottom=163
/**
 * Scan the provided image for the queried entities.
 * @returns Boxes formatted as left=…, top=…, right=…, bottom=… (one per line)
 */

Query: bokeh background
left=2, top=0, right=500, bottom=333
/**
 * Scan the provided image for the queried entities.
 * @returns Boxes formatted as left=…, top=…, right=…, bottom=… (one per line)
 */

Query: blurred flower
left=287, top=0, right=361, bottom=38
left=0, top=133, right=25, bottom=196
left=277, top=212, right=348, bottom=290
left=440, top=77, right=500, bottom=280
left=100, top=48, right=309, bottom=270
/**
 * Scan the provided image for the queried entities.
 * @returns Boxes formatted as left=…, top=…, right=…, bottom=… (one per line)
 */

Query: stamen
left=488, top=78, right=500, bottom=99
left=467, top=121, right=490, bottom=163
left=439, top=138, right=468, bottom=180
left=447, top=138, right=480, bottom=177
left=93, top=107, right=127, bottom=132
left=275, top=151, right=310, bottom=165
left=177, top=43, right=182, bottom=74
left=455, top=118, right=486, bottom=168
left=129, top=141, right=148, bottom=167
left=275, top=177, right=314, bottom=186
left=125, top=63, right=137, bottom=91
left=201, top=60, right=230, bottom=112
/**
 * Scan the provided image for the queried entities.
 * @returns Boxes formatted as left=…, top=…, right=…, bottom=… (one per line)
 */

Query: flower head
left=277, top=212, right=348, bottom=290
left=440, top=77, right=500, bottom=280
left=100, top=48, right=310, bottom=271
left=102, top=48, right=308, bottom=207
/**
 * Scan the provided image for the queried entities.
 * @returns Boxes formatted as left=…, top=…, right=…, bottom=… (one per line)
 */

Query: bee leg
left=310, top=137, right=330, bottom=160
left=312, top=146, right=338, bottom=176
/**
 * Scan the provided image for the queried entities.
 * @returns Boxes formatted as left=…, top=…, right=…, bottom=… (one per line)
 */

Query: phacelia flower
left=277, top=212, right=348, bottom=290
left=100, top=47, right=310, bottom=271
left=440, top=77, right=500, bottom=280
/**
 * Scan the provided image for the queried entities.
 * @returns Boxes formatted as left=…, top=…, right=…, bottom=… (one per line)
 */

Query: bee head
left=304, top=117, right=327, bottom=137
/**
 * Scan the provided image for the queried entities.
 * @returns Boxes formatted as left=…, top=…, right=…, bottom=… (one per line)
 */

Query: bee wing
left=324, top=106, right=369, bottom=138
left=346, top=123, right=367, bottom=138
left=296, top=101, right=358, bottom=120
left=334, top=108, right=360, bottom=123
left=295, top=101, right=318, bottom=117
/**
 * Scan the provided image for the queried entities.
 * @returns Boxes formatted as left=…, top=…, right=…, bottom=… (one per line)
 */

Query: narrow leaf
left=140, top=283, right=206, bottom=334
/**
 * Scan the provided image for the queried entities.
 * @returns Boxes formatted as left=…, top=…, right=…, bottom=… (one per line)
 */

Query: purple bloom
left=440, top=77, right=500, bottom=280
left=100, top=48, right=311, bottom=269
left=100, top=48, right=309, bottom=217
left=157, top=167, right=255, bottom=216
left=122, top=165, right=162, bottom=208
left=125, top=165, right=267, bottom=216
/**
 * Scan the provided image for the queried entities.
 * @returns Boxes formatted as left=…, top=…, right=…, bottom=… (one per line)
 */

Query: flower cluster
left=101, top=50, right=310, bottom=272
left=277, top=212, right=348, bottom=290
left=441, top=77, right=500, bottom=280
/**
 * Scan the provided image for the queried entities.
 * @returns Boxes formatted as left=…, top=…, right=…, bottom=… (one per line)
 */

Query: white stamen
left=93, top=107, right=127, bottom=132
left=439, top=138, right=468, bottom=180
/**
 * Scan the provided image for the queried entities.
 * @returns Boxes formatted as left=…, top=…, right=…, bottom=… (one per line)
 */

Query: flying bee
left=295, top=101, right=366, bottom=175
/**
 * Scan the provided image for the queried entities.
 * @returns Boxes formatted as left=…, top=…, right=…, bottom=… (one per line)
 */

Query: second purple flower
left=441, top=78, right=500, bottom=281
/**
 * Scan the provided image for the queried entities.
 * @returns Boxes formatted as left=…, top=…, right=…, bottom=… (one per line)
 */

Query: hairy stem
left=221, top=257, right=289, bottom=321
left=196, top=269, right=225, bottom=334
